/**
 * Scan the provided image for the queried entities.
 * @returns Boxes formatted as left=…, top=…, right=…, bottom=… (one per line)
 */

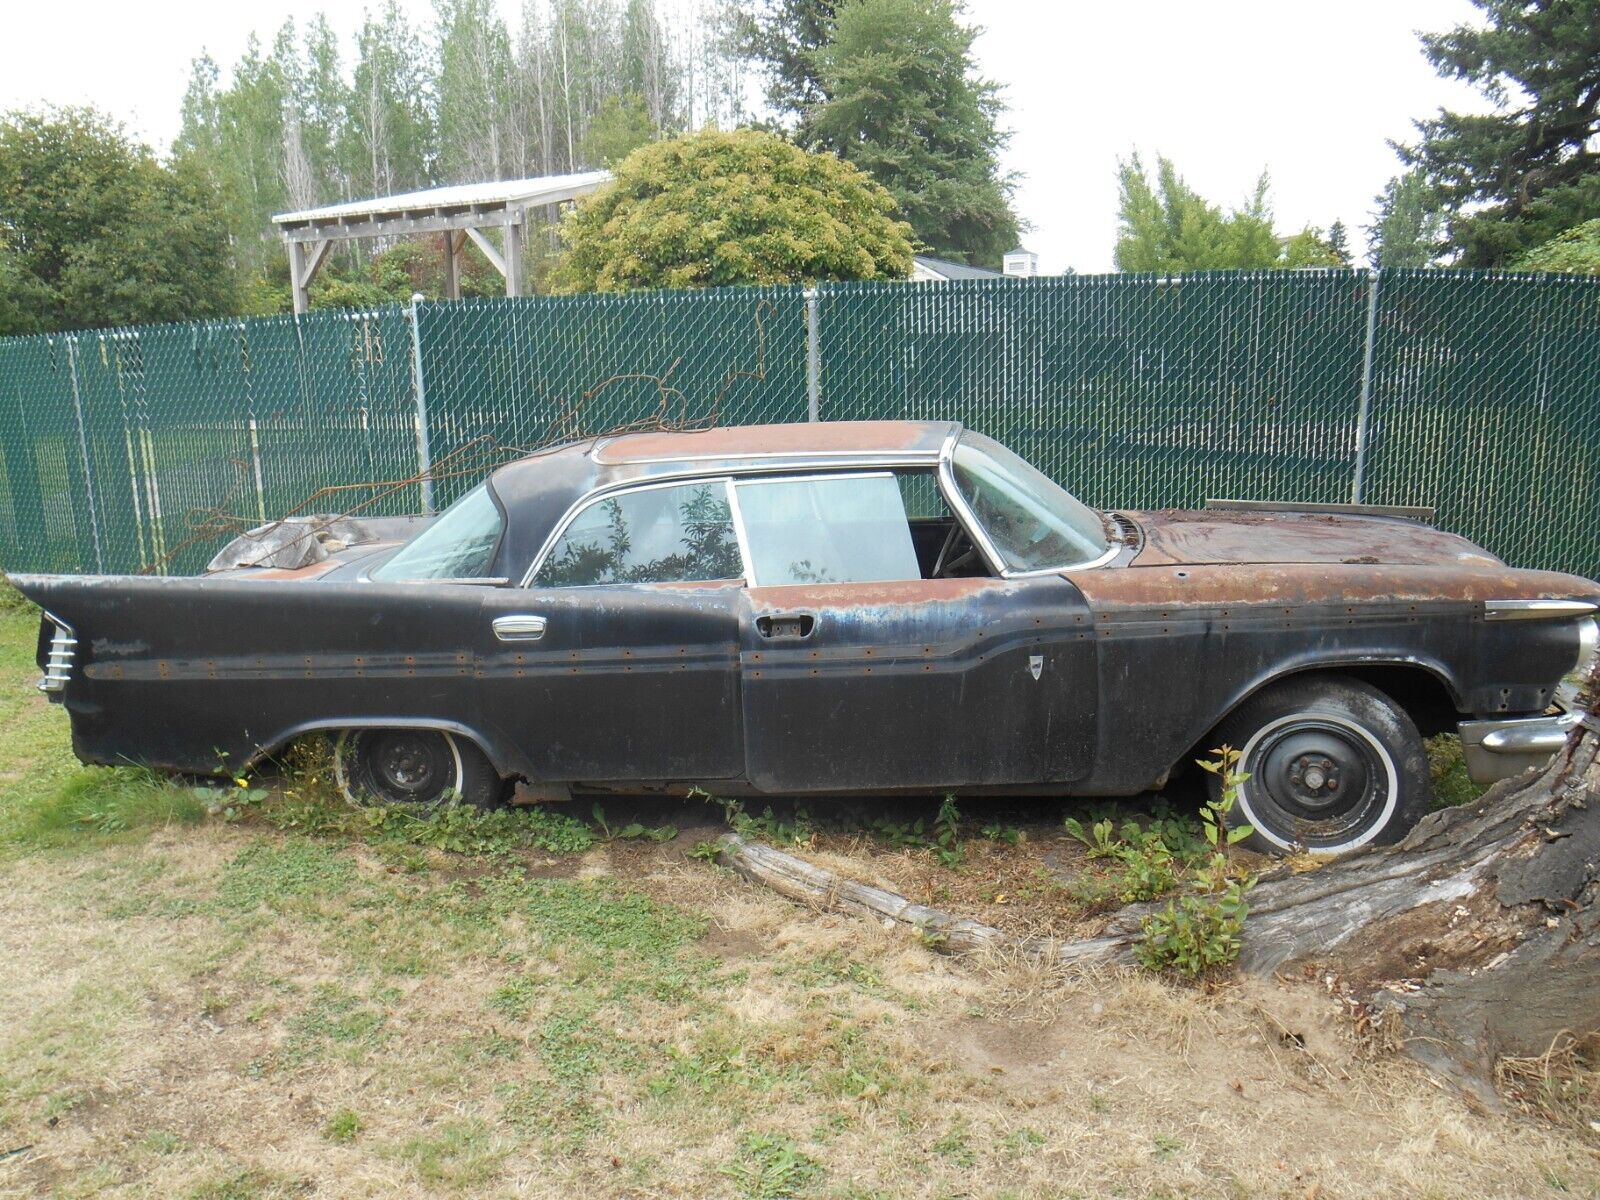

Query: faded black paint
left=10, top=420, right=1600, bottom=799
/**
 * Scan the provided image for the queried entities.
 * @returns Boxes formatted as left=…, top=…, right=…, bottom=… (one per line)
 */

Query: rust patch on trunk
left=1126, top=508, right=1504, bottom=569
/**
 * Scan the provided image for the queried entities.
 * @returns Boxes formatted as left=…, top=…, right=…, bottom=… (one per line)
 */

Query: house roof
left=272, top=171, right=612, bottom=228
left=912, top=255, right=1001, bottom=281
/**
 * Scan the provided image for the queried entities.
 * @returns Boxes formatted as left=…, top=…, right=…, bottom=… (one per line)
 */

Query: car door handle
left=756, top=613, right=815, bottom=639
left=493, top=615, right=547, bottom=642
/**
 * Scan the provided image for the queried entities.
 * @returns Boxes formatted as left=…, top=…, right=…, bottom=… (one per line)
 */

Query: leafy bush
left=553, top=128, right=914, bottom=292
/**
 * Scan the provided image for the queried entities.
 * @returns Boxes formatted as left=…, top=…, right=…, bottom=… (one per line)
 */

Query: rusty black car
left=12, top=421, right=1599, bottom=855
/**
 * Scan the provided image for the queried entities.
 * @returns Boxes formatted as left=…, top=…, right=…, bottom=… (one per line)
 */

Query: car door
left=731, top=471, right=1097, bottom=794
left=475, top=477, right=746, bottom=784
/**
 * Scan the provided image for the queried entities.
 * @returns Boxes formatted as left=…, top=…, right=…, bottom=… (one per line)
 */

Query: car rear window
left=370, top=482, right=504, bottom=581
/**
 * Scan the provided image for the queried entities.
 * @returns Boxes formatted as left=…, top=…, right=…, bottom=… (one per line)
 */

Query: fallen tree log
left=717, top=664, right=1600, bottom=1097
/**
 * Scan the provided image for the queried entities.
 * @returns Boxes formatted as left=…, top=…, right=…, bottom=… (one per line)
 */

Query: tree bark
left=716, top=665, right=1600, bottom=1096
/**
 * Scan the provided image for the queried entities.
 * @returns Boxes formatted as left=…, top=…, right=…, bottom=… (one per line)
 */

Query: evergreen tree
left=1365, top=170, right=1445, bottom=268
left=808, top=0, right=1018, bottom=267
left=729, top=0, right=835, bottom=140
left=1326, top=219, right=1351, bottom=266
left=1400, top=0, right=1600, bottom=265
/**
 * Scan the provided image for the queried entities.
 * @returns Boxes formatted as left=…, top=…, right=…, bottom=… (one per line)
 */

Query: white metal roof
left=272, top=170, right=612, bottom=226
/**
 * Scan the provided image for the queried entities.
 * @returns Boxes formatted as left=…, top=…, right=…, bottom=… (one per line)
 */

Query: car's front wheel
left=332, top=728, right=504, bottom=810
left=1208, top=675, right=1431, bottom=855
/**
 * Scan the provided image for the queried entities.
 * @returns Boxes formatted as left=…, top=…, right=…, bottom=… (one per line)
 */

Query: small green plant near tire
left=1063, top=808, right=1201, bottom=903
left=708, top=790, right=817, bottom=847
left=1135, top=746, right=1259, bottom=977
left=864, top=796, right=965, bottom=865
left=590, top=802, right=677, bottom=843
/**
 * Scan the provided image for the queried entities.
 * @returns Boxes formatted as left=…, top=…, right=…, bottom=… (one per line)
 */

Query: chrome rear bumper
left=1458, top=709, right=1583, bottom=783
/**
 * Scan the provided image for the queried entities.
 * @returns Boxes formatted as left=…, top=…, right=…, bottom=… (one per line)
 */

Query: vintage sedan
left=12, top=420, right=1599, bottom=855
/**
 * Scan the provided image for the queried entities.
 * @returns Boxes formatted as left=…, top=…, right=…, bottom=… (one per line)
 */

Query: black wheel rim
left=346, top=730, right=458, bottom=808
left=1240, top=716, right=1393, bottom=851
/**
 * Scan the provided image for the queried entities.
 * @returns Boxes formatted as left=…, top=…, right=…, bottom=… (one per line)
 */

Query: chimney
left=1002, top=248, right=1039, bottom=278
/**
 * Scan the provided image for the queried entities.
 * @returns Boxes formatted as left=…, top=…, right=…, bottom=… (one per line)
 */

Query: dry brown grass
left=1, top=816, right=1598, bottom=1200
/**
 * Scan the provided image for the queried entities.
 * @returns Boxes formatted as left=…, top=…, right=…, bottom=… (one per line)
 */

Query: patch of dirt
left=698, top=922, right=767, bottom=960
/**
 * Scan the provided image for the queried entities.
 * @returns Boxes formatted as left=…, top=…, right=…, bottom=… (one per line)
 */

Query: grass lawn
left=0, top=594, right=1593, bottom=1199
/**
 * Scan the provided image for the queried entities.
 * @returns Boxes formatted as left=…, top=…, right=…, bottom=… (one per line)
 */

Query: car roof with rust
left=486, top=420, right=960, bottom=575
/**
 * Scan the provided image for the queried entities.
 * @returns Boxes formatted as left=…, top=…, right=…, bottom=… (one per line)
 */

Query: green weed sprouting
left=1134, top=746, right=1259, bottom=977
left=591, top=802, right=677, bottom=844
left=1063, top=803, right=1205, bottom=904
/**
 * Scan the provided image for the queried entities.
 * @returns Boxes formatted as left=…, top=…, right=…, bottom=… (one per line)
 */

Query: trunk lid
left=1125, top=508, right=1503, bottom=568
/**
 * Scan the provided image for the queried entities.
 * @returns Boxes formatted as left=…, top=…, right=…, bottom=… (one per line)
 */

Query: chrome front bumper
left=1458, top=708, right=1584, bottom=784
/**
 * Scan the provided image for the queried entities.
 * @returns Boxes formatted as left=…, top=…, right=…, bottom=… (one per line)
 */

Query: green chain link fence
left=0, top=269, right=1595, bottom=579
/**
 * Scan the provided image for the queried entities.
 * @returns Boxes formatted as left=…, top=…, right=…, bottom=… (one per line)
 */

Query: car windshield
left=370, top=482, right=503, bottom=581
left=950, top=433, right=1108, bottom=572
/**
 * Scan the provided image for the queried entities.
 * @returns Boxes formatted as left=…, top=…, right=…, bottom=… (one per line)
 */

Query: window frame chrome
left=521, top=440, right=1122, bottom=588
left=935, top=429, right=1120, bottom=578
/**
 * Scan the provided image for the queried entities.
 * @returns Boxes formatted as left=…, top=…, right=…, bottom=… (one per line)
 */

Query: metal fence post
left=408, top=294, right=435, bottom=513
left=64, top=336, right=105, bottom=573
left=1350, top=268, right=1381, bottom=504
left=804, top=287, right=821, bottom=422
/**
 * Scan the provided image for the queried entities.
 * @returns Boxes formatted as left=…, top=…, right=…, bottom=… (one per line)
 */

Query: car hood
left=1123, top=508, right=1504, bottom=568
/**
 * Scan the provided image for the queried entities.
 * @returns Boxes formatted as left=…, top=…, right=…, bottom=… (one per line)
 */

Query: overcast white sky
left=0, top=0, right=1489, bottom=273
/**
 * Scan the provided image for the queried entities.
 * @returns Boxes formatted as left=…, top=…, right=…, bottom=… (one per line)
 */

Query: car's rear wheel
left=1208, top=675, right=1431, bottom=855
left=332, top=728, right=504, bottom=810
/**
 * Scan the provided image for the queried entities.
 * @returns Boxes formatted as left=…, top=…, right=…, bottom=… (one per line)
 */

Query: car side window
left=537, top=481, right=743, bottom=587
left=733, top=473, right=922, bottom=586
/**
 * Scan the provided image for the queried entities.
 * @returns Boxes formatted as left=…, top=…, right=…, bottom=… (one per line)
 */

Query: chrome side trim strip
left=1483, top=599, right=1599, bottom=621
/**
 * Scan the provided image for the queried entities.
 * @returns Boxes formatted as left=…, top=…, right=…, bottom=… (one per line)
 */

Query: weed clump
left=1134, top=747, right=1259, bottom=977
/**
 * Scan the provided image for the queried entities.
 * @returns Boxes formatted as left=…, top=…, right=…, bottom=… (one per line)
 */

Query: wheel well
left=245, top=720, right=508, bottom=776
left=1335, top=665, right=1460, bottom=737
left=1183, top=664, right=1461, bottom=777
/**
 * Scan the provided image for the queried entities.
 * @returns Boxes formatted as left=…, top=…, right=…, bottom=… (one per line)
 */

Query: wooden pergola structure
left=271, top=171, right=611, bottom=314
